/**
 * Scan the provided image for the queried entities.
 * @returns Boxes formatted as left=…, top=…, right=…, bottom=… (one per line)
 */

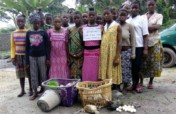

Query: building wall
left=0, top=34, right=11, bottom=51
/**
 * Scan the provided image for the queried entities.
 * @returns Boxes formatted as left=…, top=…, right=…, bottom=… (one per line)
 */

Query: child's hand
left=143, top=49, right=148, bottom=57
left=113, top=57, right=119, bottom=66
left=11, top=58, right=16, bottom=66
left=101, top=25, right=104, bottom=33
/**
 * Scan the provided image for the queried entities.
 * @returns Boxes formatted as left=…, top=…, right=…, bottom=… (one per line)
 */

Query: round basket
left=76, top=79, right=112, bottom=107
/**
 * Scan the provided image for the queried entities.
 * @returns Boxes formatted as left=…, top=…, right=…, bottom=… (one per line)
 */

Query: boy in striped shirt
left=11, top=14, right=32, bottom=97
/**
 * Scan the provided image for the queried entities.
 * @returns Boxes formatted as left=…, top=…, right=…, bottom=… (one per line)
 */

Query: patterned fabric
left=30, top=56, right=47, bottom=89
left=11, top=29, right=27, bottom=58
left=121, top=49, right=132, bottom=83
left=99, top=21, right=122, bottom=85
left=140, top=41, right=163, bottom=78
left=29, top=34, right=43, bottom=46
left=68, top=26, right=83, bottom=79
left=47, top=28, right=69, bottom=79
left=143, top=12, right=163, bottom=47
left=82, top=25, right=101, bottom=82
left=14, top=55, right=29, bottom=78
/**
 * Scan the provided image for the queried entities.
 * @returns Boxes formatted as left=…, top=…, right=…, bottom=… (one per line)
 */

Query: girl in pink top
left=48, top=16, right=69, bottom=79
left=82, top=8, right=102, bottom=81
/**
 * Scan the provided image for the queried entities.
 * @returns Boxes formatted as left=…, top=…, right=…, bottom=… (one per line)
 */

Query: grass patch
left=0, top=50, right=10, bottom=59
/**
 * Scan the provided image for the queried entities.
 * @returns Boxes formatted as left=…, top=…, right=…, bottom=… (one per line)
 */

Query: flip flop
left=147, top=84, right=154, bottom=89
left=30, top=94, right=38, bottom=100
left=136, top=85, right=142, bottom=93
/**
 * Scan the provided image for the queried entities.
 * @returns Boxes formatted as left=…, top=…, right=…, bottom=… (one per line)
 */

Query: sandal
left=136, top=84, right=142, bottom=93
left=147, top=84, right=154, bottom=89
left=29, top=94, right=38, bottom=100
left=126, top=84, right=135, bottom=91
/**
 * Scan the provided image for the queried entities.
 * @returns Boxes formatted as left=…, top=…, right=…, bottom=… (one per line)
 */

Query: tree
left=76, top=0, right=126, bottom=13
left=156, top=0, right=170, bottom=25
left=0, top=10, right=11, bottom=22
left=44, top=0, right=68, bottom=15
left=0, top=0, right=68, bottom=27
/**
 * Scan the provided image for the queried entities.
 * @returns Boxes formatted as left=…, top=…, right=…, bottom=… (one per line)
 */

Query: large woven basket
left=76, top=79, right=112, bottom=107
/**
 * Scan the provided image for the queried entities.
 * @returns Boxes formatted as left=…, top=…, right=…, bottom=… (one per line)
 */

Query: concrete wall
left=0, top=34, right=11, bottom=51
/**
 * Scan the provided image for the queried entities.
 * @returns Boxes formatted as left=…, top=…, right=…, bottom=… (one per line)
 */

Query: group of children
left=11, top=0, right=163, bottom=100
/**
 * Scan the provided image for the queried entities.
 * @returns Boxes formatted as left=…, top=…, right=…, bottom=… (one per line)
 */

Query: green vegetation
left=0, top=0, right=68, bottom=27
left=0, top=50, right=10, bottom=57
left=76, top=0, right=176, bottom=29
left=0, top=26, right=16, bottom=34
left=0, top=0, right=175, bottom=29
left=76, top=0, right=125, bottom=13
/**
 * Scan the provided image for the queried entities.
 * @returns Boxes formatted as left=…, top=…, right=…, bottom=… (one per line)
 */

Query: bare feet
left=17, top=91, right=26, bottom=97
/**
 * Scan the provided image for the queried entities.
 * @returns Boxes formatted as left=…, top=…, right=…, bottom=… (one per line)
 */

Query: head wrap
left=38, top=10, right=45, bottom=20
left=29, top=13, right=41, bottom=24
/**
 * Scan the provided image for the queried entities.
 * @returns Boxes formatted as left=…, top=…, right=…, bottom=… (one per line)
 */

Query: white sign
left=83, top=27, right=101, bottom=41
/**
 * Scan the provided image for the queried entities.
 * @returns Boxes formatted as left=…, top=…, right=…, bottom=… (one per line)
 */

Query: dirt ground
left=0, top=59, right=176, bottom=114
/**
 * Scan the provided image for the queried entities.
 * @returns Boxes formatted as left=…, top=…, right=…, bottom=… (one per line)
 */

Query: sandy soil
left=0, top=60, right=176, bottom=114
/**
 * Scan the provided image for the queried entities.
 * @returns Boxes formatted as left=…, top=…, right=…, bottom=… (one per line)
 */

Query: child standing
left=82, top=8, right=101, bottom=81
left=119, top=9, right=136, bottom=91
left=11, top=14, right=32, bottom=97
left=43, top=13, right=53, bottom=31
left=96, top=14, right=103, bottom=25
left=68, top=11, right=83, bottom=79
left=99, top=8, right=122, bottom=85
left=47, top=16, right=69, bottom=79
left=126, top=1, right=149, bottom=93
left=62, top=14, right=69, bottom=28
left=82, top=12, right=89, bottom=25
left=26, top=13, right=49, bottom=100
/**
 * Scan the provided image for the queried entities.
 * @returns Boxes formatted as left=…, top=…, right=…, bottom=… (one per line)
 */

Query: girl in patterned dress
left=48, top=16, right=69, bottom=79
left=140, top=0, right=163, bottom=89
left=68, top=11, right=83, bottom=79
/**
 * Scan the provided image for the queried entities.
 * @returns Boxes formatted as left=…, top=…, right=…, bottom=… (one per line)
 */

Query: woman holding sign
left=82, top=8, right=102, bottom=81
left=99, top=8, right=122, bottom=86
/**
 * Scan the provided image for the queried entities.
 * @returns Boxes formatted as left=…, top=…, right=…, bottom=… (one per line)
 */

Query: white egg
left=116, top=108, right=122, bottom=112
left=119, top=106, right=122, bottom=109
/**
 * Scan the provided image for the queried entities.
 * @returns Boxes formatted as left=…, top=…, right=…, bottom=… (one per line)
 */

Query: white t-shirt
left=126, top=15, right=149, bottom=47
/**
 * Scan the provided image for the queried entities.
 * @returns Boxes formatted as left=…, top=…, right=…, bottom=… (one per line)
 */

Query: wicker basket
left=76, top=79, right=112, bottom=107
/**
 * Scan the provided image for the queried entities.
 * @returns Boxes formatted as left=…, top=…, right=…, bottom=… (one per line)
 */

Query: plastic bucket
left=37, top=90, right=61, bottom=112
